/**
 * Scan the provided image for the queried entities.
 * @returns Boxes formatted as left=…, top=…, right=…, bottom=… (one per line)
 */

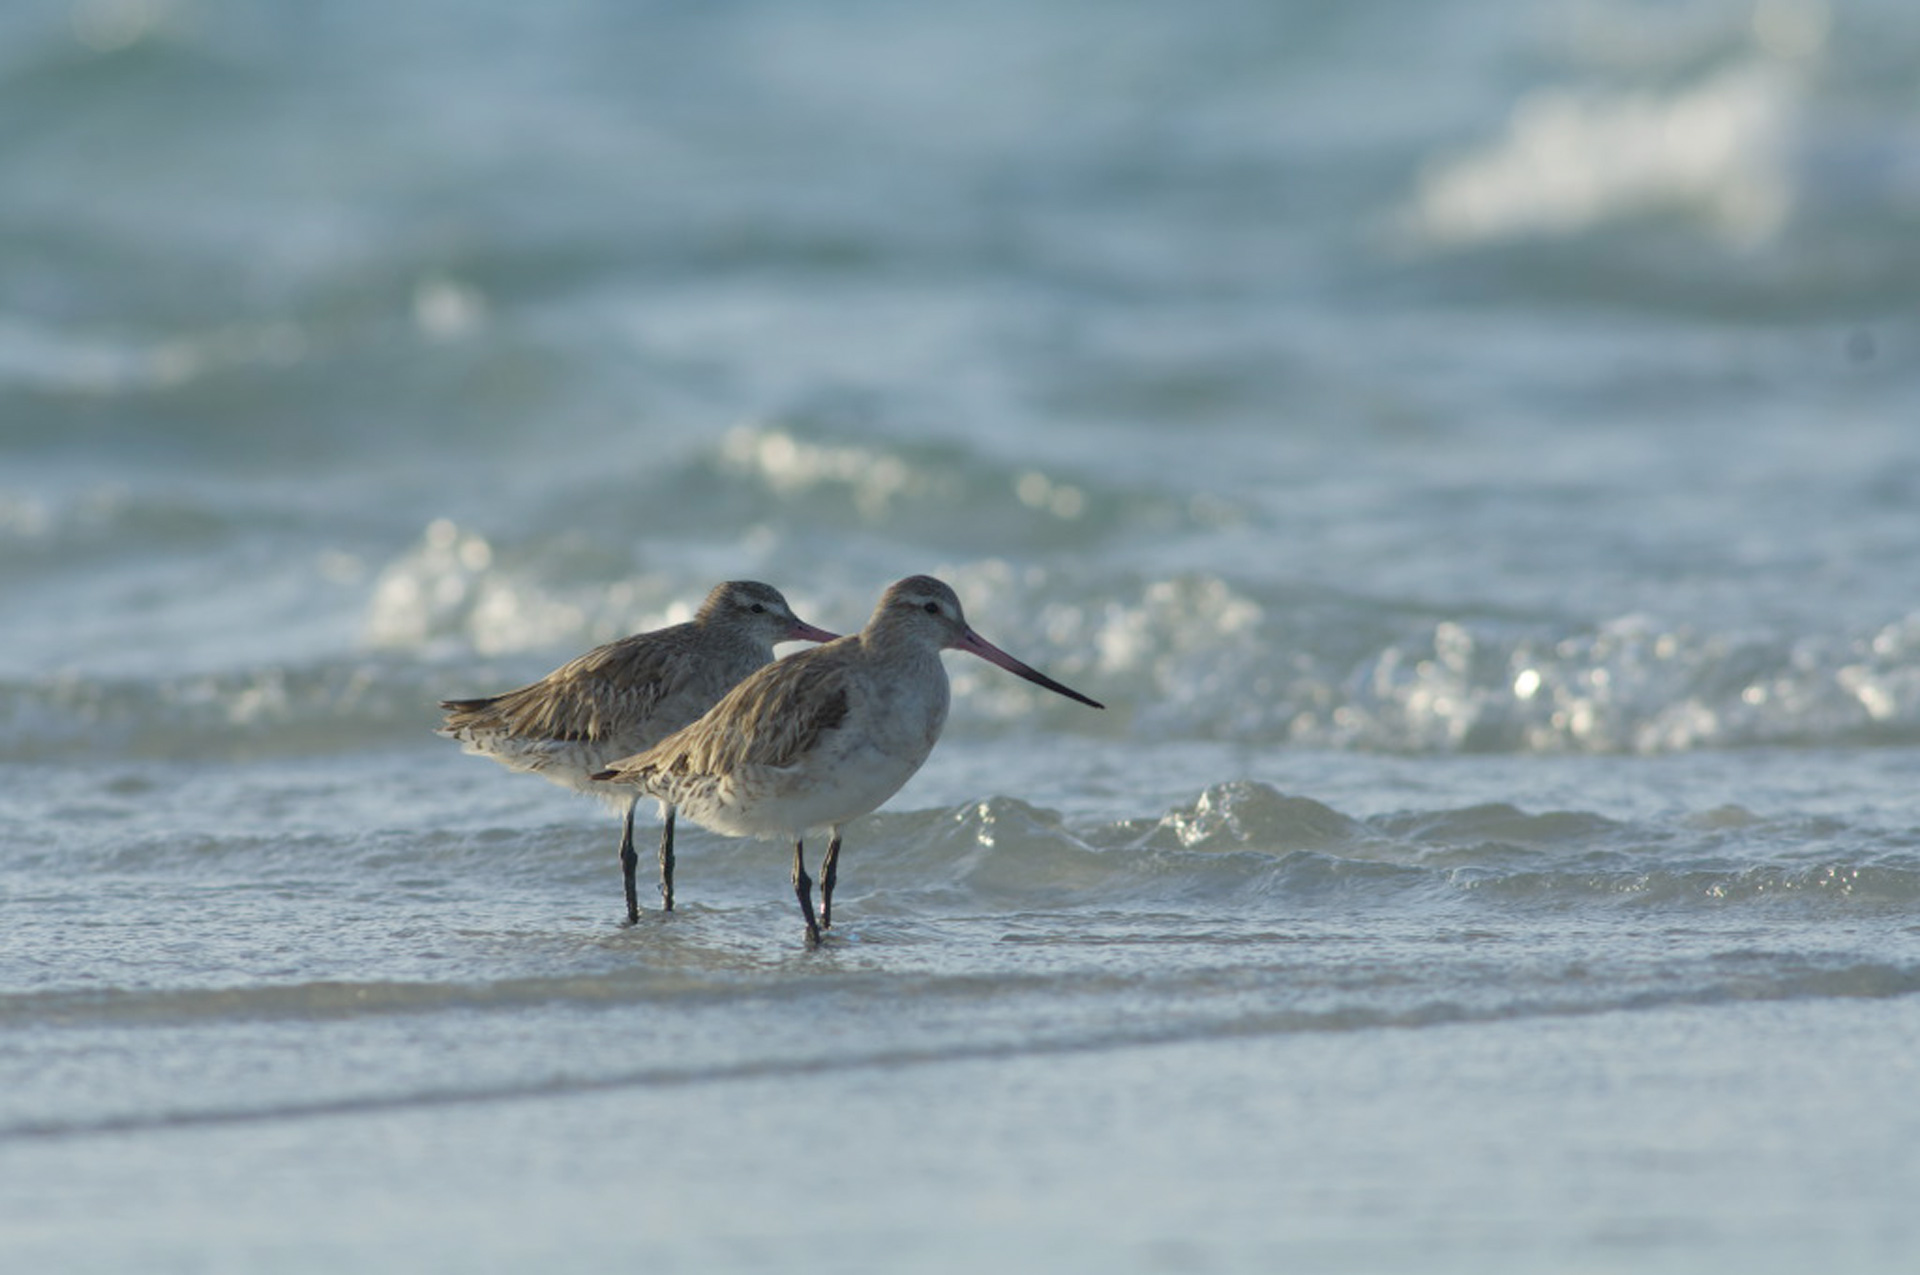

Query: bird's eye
left=750, top=603, right=767, bottom=614
left=923, top=601, right=940, bottom=615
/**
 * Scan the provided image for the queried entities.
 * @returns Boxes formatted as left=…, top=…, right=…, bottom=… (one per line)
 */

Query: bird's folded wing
left=620, top=654, right=851, bottom=780
left=441, top=633, right=687, bottom=742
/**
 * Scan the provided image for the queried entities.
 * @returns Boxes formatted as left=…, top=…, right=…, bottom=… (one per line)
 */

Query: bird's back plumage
left=438, top=581, right=829, bottom=799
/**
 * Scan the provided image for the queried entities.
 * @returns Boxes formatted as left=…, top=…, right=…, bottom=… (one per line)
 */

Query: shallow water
left=6, top=1, right=1920, bottom=1270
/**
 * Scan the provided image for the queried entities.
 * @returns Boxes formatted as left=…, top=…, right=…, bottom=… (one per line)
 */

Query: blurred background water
left=4, top=1, right=1920, bottom=1271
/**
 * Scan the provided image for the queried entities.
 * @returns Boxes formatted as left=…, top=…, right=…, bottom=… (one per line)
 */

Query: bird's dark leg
left=658, top=805, right=676, bottom=913
left=619, top=796, right=640, bottom=925
left=790, top=838, right=821, bottom=947
left=819, top=828, right=843, bottom=930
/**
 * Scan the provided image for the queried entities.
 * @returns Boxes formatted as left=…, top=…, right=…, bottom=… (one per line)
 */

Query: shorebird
left=592, top=575, right=1104, bottom=945
left=438, top=581, right=836, bottom=922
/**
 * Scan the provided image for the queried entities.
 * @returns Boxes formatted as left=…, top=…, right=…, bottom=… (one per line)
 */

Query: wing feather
left=597, top=646, right=852, bottom=785
left=438, top=626, right=701, bottom=743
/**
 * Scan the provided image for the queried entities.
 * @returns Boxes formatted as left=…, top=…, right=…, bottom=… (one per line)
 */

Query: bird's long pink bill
left=958, top=629, right=1105, bottom=709
left=787, top=621, right=839, bottom=644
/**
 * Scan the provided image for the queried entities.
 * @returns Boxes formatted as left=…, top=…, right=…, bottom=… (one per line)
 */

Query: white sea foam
left=1406, top=61, right=1802, bottom=247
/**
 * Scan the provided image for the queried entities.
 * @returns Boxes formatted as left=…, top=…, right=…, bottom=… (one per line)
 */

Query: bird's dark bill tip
left=961, top=629, right=1104, bottom=709
left=1024, top=670, right=1104, bottom=710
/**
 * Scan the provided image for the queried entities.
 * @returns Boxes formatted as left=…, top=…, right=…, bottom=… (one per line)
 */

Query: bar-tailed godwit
left=438, top=581, right=836, bottom=921
left=592, top=575, right=1103, bottom=944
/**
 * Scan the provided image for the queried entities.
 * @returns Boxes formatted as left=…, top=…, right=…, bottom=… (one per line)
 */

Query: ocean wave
left=362, top=517, right=620, bottom=658
left=362, top=501, right=1920, bottom=759
left=598, top=420, right=1200, bottom=556
left=0, top=482, right=243, bottom=570
left=0, top=659, right=436, bottom=762
left=1317, top=613, right=1920, bottom=753
left=1092, top=593, right=1920, bottom=753
left=702, top=784, right=1920, bottom=917
left=29, top=757, right=1916, bottom=920
left=1404, top=61, right=1802, bottom=250
left=351, top=411, right=1209, bottom=652
left=1390, top=7, right=1920, bottom=317
left=14, top=566, right=1920, bottom=761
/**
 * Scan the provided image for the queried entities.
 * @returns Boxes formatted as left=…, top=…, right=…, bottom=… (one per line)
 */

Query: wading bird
left=438, top=581, right=835, bottom=921
left=593, top=575, right=1103, bottom=944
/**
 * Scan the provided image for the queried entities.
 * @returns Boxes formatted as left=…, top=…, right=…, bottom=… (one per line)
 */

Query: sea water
left=5, top=1, right=1920, bottom=1270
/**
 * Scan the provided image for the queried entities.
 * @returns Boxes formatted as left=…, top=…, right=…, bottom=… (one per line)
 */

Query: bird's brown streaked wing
left=441, top=631, right=691, bottom=742
left=606, top=653, right=852, bottom=783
